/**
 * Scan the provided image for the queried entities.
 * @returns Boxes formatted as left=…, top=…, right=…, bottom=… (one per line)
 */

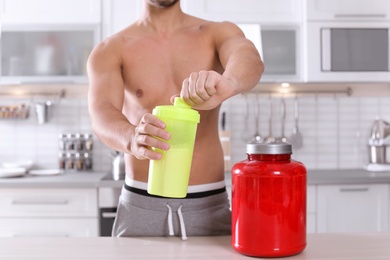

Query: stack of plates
left=0, top=160, right=64, bottom=178
left=0, top=168, right=27, bottom=178
left=0, top=160, right=33, bottom=178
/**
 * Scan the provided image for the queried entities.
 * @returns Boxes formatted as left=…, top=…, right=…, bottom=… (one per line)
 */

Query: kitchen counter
left=0, top=233, right=390, bottom=259
left=0, top=171, right=123, bottom=188
left=0, top=168, right=390, bottom=188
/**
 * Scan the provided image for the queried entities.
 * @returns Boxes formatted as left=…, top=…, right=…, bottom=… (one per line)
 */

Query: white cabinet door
left=0, top=188, right=98, bottom=217
left=0, top=218, right=98, bottom=237
left=307, top=185, right=317, bottom=233
left=307, top=0, right=390, bottom=21
left=101, top=0, right=142, bottom=38
left=0, top=0, right=101, bottom=24
left=182, top=0, right=303, bottom=23
left=317, top=184, right=389, bottom=233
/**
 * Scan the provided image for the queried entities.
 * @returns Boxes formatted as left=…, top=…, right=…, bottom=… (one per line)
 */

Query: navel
left=135, top=89, right=144, bottom=98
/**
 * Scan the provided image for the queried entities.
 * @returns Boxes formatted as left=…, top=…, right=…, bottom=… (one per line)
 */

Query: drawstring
left=177, top=205, right=187, bottom=240
left=166, top=204, right=174, bottom=236
left=166, top=204, right=187, bottom=240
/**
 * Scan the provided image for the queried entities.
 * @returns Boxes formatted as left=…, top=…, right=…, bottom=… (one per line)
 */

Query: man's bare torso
left=111, top=15, right=226, bottom=185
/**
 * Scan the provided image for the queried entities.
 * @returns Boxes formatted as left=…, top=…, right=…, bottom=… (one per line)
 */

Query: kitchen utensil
left=241, top=94, right=252, bottom=142
left=29, top=169, right=64, bottom=176
left=148, top=97, right=200, bottom=198
left=0, top=168, right=26, bottom=178
left=219, top=111, right=231, bottom=171
left=110, top=151, right=126, bottom=180
left=289, top=96, right=303, bottom=149
left=265, top=95, right=275, bottom=143
left=251, top=94, right=263, bottom=143
left=34, top=101, right=52, bottom=124
left=278, top=97, right=288, bottom=143
left=232, top=141, right=307, bottom=257
left=366, top=118, right=390, bottom=171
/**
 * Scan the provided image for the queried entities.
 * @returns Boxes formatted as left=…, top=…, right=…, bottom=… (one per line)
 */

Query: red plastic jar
left=231, top=141, right=307, bottom=257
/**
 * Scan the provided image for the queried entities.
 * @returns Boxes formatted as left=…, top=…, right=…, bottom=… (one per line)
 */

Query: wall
left=221, top=84, right=390, bottom=169
left=0, top=85, right=112, bottom=172
left=0, top=84, right=390, bottom=172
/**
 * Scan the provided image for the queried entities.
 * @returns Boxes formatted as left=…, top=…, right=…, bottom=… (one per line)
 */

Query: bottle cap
left=152, top=97, right=200, bottom=123
left=246, top=140, right=292, bottom=155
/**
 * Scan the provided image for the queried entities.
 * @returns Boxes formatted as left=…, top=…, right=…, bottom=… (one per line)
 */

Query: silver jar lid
left=246, top=141, right=292, bottom=155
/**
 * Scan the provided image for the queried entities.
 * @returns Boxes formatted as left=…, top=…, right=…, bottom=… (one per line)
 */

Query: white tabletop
left=0, top=233, right=390, bottom=259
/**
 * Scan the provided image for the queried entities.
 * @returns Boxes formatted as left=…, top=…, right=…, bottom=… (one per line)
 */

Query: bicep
left=87, top=43, right=125, bottom=112
left=214, top=22, right=261, bottom=68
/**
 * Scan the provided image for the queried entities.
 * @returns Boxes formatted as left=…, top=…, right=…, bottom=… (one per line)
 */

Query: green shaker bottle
left=147, top=97, right=200, bottom=198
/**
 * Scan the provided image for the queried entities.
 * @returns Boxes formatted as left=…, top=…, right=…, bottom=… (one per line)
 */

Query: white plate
left=29, top=169, right=64, bottom=176
left=2, top=160, right=34, bottom=170
left=0, top=168, right=27, bottom=178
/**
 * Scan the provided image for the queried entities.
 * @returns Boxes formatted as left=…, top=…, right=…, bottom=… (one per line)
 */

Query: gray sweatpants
left=112, top=187, right=231, bottom=238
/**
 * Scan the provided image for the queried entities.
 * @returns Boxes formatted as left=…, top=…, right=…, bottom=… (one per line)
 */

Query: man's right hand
left=131, top=113, right=171, bottom=160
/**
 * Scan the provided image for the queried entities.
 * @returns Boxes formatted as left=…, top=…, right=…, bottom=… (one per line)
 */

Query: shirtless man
left=87, top=0, right=263, bottom=238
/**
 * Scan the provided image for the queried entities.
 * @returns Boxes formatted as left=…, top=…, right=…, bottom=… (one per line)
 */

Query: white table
left=1, top=233, right=389, bottom=259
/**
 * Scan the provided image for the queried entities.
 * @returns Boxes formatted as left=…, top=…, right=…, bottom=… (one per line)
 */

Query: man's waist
left=125, top=176, right=226, bottom=199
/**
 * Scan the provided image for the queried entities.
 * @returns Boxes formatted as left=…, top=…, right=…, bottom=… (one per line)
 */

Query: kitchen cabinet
left=0, top=188, right=98, bottom=237
left=306, top=0, right=390, bottom=21
left=0, top=0, right=101, bottom=25
left=0, top=28, right=98, bottom=84
left=0, top=0, right=100, bottom=84
left=101, top=0, right=142, bottom=38
left=317, top=184, right=389, bottom=233
left=307, top=185, right=317, bottom=233
left=182, top=0, right=303, bottom=23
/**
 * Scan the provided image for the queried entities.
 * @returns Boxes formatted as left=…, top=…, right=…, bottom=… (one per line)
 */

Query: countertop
left=0, top=233, right=390, bottom=259
left=1, top=168, right=390, bottom=188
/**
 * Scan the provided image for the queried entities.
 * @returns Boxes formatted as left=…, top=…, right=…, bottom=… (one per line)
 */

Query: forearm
left=222, top=43, right=264, bottom=96
left=90, top=102, right=134, bottom=154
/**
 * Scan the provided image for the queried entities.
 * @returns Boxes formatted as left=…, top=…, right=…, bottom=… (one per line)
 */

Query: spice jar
left=75, top=133, right=84, bottom=151
left=231, top=141, right=307, bottom=258
left=75, top=153, right=84, bottom=171
left=84, top=152, right=93, bottom=170
left=58, top=152, right=66, bottom=170
left=58, top=134, right=67, bottom=151
left=66, top=133, right=75, bottom=151
left=84, top=133, right=93, bottom=151
left=66, top=152, right=75, bottom=170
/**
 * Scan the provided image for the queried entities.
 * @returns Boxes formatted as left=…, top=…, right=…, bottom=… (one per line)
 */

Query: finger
left=188, top=72, right=204, bottom=104
left=204, top=71, right=218, bottom=96
left=195, top=71, right=212, bottom=101
left=141, top=114, right=166, bottom=130
left=181, top=78, right=194, bottom=106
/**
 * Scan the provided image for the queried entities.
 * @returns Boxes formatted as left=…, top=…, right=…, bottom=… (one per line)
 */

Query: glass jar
left=84, top=152, right=93, bottom=170
left=75, top=133, right=84, bottom=151
left=84, top=133, right=93, bottom=151
left=58, top=134, right=67, bottom=151
left=66, top=152, right=75, bottom=170
left=58, top=152, right=66, bottom=170
left=231, top=141, right=307, bottom=258
left=75, top=153, right=84, bottom=171
left=65, top=133, right=75, bottom=151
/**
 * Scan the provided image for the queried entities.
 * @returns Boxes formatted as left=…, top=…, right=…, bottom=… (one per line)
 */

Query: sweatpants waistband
left=124, top=183, right=226, bottom=199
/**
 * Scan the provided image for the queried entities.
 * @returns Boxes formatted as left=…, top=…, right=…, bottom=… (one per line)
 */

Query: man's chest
left=121, top=35, right=219, bottom=90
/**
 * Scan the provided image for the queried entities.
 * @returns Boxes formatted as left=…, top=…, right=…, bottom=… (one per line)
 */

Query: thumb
left=170, top=94, right=179, bottom=104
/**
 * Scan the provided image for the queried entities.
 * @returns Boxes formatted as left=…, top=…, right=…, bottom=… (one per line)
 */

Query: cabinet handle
left=339, top=187, right=369, bottom=192
left=102, top=212, right=117, bottom=218
left=334, top=14, right=386, bottom=18
left=13, top=233, right=69, bottom=237
left=12, top=200, right=69, bottom=205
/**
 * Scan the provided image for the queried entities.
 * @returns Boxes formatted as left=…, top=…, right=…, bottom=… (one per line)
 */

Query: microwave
left=306, top=22, right=390, bottom=82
